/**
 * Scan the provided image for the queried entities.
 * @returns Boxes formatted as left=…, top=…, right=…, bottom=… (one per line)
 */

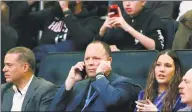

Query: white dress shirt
left=11, top=75, right=34, bottom=111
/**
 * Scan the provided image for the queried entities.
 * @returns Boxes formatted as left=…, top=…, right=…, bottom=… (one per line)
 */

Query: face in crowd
left=179, top=68, right=192, bottom=106
left=84, top=43, right=112, bottom=77
left=155, top=54, right=175, bottom=85
left=123, top=0, right=146, bottom=16
left=3, top=53, right=26, bottom=83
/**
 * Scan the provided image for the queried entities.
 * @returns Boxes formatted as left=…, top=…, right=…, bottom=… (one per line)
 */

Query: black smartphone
left=80, top=66, right=86, bottom=79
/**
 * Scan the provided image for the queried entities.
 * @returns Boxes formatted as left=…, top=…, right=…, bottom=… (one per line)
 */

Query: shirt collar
left=12, top=75, right=34, bottom=95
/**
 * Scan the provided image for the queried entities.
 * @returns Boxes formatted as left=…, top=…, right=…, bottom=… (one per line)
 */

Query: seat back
left=38, top=52, right=84, bottom=85
left=161, top=18, right=178, bottom=49
left=111, top=50, right=158, bottom=88
left=175, top=50, right=192, bottom=74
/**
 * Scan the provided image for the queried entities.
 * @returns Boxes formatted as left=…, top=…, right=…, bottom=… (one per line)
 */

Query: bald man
left=178, top=68, right=192, bottom=111
left=50, top=41, right=140, bottom=111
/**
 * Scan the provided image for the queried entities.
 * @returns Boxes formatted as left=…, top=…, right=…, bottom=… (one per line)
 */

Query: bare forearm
left=124, top=24, right=155, bottom=50
left=99, top=25, right=107, bottom=37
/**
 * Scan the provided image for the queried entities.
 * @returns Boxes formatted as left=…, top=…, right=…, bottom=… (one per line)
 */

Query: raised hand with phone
left=109, top=7, right=130, bottom=30
left=97, top=1, right=165, bottom=51
left=108, top=5, right=120, bottom=18
left=65, top=57, right=112, bottom=90
left=99, top=5, right=129, bottom=37
left=65, top=61, right=85, bottom=90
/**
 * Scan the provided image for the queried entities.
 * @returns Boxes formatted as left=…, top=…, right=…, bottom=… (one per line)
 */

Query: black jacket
left=10, top=2, right=103, bottom=51
left=145, top=1, right=174, bottom=18
left=97, top=7, right=166, bottom=51
left=1, top=24, right=18, bottom=84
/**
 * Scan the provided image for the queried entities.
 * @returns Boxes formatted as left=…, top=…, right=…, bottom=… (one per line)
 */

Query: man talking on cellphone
left=50, top=40, right=141, bottom=112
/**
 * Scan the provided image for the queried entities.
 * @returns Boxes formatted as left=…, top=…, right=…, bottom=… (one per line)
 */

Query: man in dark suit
left=50, top=40, right=141, bottom=111
left=1, top=47, right=58, bottom=111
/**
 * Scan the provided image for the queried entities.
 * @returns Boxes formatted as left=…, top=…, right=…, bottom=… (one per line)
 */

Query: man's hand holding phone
left=65, top=62, right=85, bottom=90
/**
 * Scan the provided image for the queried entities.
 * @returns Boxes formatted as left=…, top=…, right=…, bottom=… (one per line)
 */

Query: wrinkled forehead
left=184, top=69, right=192, bottom=79
left=4, top=53, right=25, bottom=63
left=5, top=53, right=20, bottom=59
left=85, top=43, right=107, bottom=57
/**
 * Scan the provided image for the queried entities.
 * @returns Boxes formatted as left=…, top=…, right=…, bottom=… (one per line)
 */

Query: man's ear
left=108, top=57, right=112, bottom=63
left=22, top=63, right=29, bottom=73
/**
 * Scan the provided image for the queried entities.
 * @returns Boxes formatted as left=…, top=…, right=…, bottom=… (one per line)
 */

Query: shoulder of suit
left=111, top=72, right=133, bottom=83
left=112, top=72, right=142, bottom=87
left=35, top=77, right=57, bottom=87
left=112, top=72, right=131, bottom=79
left=1, top=83, right=13, bottom=94
left=1, top=83, right=13, bottom=90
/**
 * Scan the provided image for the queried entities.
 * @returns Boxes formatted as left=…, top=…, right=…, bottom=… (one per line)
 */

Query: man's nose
left=2, top=66, right=7, bottom=72
left=125, top=1, right=131, bottom=6
left=87, top=59, right=94, bottom=65
left=178, top=81, right=183, bottom=89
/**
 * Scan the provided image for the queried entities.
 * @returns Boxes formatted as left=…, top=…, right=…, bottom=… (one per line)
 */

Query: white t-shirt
left=176, top=1, right=192, bottom=21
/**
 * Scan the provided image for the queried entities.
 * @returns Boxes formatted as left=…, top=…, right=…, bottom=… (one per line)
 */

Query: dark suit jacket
left=50, top=72, right=141, bottom=112
left=1, top=76, right=58, bottom=111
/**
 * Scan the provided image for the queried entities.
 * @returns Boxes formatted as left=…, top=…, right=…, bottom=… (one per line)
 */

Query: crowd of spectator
left=1, top=1, right=192, bottom=111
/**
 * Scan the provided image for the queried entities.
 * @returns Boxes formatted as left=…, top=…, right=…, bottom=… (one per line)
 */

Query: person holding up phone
left=96, top=0, right=166, bottom=52
left=50, top=40, right=141, bottom=112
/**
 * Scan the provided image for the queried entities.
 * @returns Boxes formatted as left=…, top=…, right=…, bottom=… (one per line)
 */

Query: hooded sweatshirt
left=10, top=2, right=103, bottom=51
left=96, top=7, right=166, bottom=51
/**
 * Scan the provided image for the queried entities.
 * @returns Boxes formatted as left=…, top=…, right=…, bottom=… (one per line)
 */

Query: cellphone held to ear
left=108, top=5, right=119, bottom=18
left=80, top=66, right=86, bottom=79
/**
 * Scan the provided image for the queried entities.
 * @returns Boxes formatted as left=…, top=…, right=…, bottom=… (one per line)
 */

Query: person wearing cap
left=172, top=10, right=192, bottom=49
left=178, top=68, right=192, bottom=111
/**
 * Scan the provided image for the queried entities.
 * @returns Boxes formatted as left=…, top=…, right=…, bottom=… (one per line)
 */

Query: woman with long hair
left=135, top=50, right=186, bottom=111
